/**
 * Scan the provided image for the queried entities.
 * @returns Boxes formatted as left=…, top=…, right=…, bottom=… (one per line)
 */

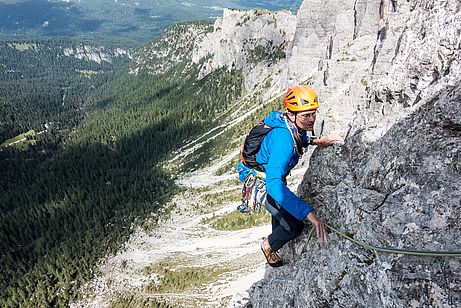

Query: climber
left=239, top=85, right=344, bottom=267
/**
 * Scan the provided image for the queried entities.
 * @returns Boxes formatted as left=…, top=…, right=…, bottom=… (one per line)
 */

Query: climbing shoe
left=261, top=238, right=283, bottom=267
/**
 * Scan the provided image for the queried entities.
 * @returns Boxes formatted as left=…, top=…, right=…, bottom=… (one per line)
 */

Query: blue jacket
left=238, top=111, right=314, bottom=221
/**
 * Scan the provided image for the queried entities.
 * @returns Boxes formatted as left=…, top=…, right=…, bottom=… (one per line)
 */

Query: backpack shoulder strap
left=282, top=115, right=304, bottom=157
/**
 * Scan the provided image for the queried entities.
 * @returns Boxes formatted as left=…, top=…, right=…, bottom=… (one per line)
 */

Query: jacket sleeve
left=265, top=130, right=314, bottom=221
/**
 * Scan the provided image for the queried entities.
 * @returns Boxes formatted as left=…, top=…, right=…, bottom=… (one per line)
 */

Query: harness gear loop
left=237, top=170, right=267, bottom=214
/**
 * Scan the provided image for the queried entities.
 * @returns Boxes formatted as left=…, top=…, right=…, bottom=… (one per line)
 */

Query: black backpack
left=240, top=122, right=272, bottom=172
left=240, top=119, right=303, bottom=172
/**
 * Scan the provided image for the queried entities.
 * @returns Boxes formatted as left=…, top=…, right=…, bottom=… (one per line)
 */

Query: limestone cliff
left=249, top=0, right=460, bottom=307
left=192, top=8, right=297, bottom=98
left=63, top=45, right=132, bottom=64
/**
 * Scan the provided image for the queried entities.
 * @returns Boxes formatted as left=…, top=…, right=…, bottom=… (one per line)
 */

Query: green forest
left=0, top=27, right=244, bottom=306
left=0, top=36, right=134, bottom=142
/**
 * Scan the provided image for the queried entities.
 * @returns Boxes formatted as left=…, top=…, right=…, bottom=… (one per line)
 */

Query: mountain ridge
left=117, top=0, right=461, bottom=306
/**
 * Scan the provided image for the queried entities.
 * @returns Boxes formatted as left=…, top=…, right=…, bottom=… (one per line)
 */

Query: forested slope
left=0, top=37, right=133, bottom=143
left=0, top=22, right=244, bottom=307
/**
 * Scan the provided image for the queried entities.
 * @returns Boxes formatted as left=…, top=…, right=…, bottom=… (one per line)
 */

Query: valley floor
left=73, top=160, right=272, bottom=307
left=73, top=150, right=310, bottom=308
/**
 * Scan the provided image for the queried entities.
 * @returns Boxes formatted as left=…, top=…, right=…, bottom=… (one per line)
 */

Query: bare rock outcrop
left=250, top=83, right=461, bottom=307
left=63, top=45, right=132, bottom=64
left=192, top=8, right=297, bottom=97
left=249, top=0, right=460, bottom=307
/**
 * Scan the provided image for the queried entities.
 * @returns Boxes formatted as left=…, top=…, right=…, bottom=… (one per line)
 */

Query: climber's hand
left=306, top=211, right=329, bottom=243
left=313, top=134, right=344, bottom=147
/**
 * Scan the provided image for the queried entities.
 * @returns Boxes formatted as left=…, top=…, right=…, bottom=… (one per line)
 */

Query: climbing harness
left=237, top=170, right=267, bottom=214
left=319, top=223, right=461, bottom=257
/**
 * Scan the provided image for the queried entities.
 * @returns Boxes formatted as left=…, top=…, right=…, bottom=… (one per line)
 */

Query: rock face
left=250, top=85, right=461, bottom=308
left=131, top=22, right=212, bottom=76
left=285, top=0, right=381, bottom=135
left=63, top=45, right=132, bottom=64
left=249, top=0, right=461, bottom=307
left=192, top=8, right=297, bottom=97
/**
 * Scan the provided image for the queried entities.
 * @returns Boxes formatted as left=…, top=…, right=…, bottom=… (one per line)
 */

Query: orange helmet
left=283, top=85, right=319, bottom=112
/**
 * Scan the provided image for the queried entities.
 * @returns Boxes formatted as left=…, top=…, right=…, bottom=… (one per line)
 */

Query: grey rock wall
left=250, top=79, right=461, bottom=308
left=63, top=45, right=132, bottom=64
left=249, top=0, right=461, bottom=307
left=192, top=8, right=297, bottom=99
left=285, top=0, right=381, bottom=135
left=353, top=0, right=461, bottom=143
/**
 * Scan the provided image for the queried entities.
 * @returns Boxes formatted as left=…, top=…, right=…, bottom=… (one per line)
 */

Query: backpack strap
left=283, top=115, right=304, bottom=157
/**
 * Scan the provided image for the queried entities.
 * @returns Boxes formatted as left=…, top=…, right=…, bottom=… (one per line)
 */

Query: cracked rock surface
left=250, top=83, right=461, bottom=308
left=249, top=0, right=460, bottom=307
